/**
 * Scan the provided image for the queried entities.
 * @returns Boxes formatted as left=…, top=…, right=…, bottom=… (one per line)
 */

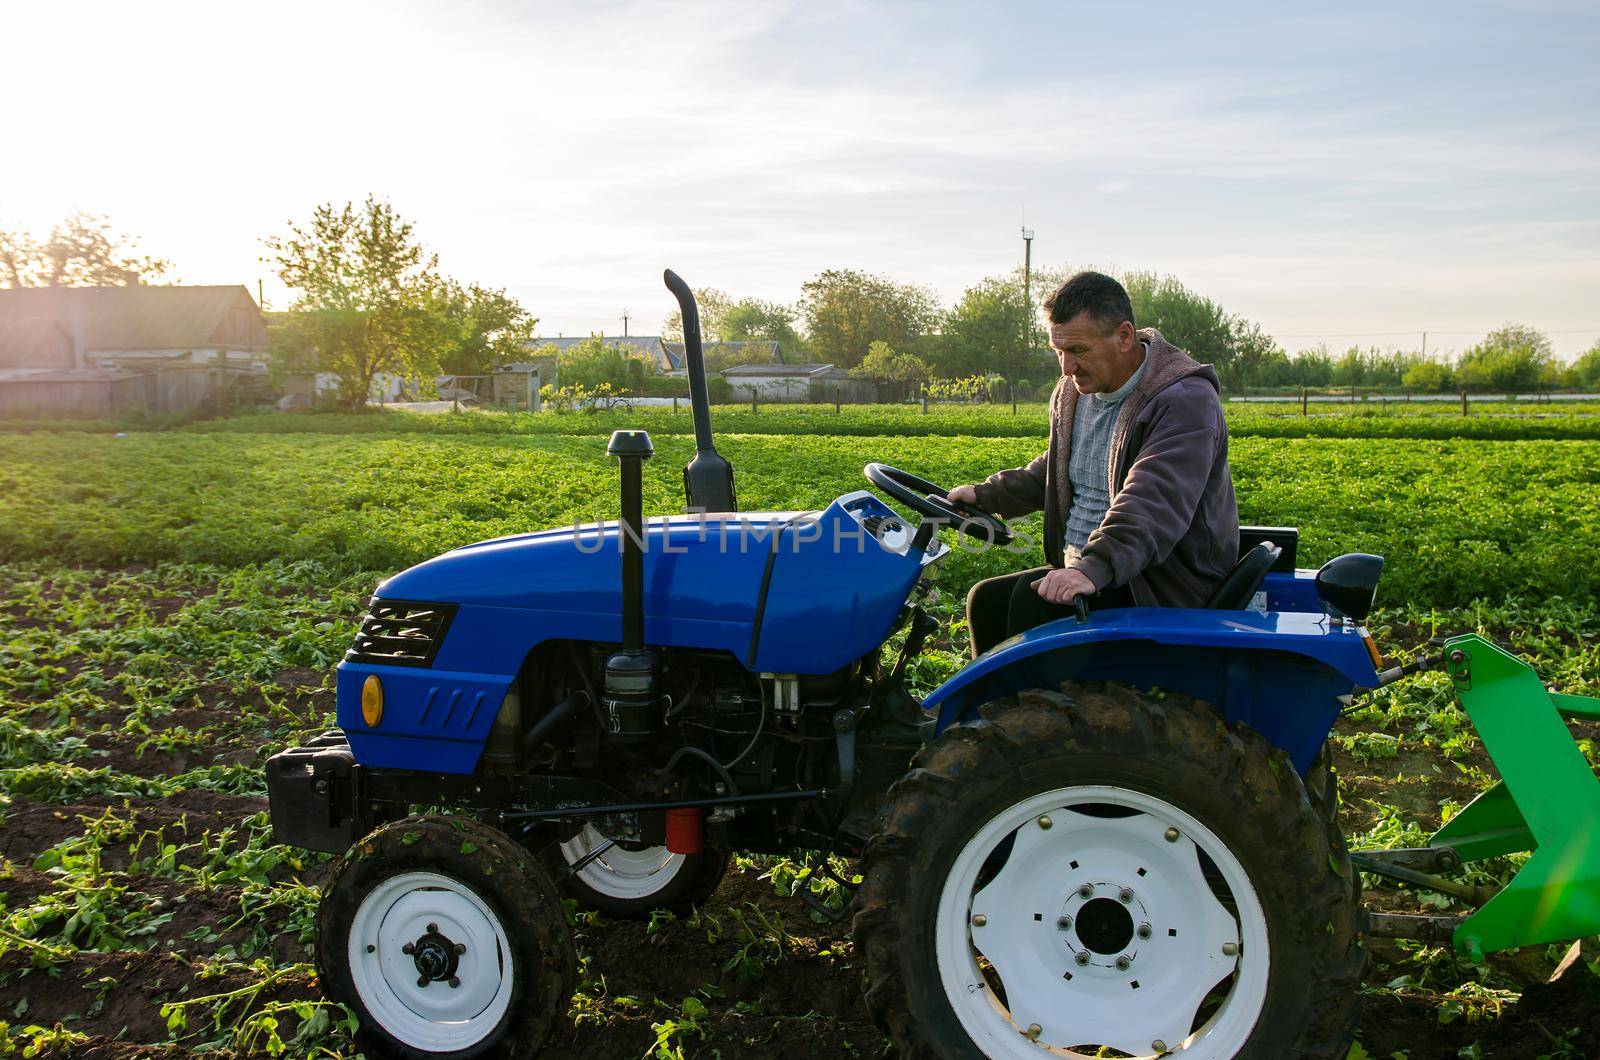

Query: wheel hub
left=410, top=927, right=461, bottom=984
left=1072, top=894, right=1135, bottom=955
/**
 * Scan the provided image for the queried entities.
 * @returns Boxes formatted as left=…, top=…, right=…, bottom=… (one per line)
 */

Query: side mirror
left=1315, top=553, right=1384, bottom=622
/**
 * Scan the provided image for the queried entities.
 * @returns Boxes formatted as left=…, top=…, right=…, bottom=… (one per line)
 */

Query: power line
left=1274, top=328, right=1600, bottom=338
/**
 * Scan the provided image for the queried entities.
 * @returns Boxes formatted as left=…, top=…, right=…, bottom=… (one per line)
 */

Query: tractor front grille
left=345, top=599, right=457, bottom=668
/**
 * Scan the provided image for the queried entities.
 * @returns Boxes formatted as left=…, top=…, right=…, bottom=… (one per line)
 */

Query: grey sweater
left=971, top=328, right=1240, bottom=608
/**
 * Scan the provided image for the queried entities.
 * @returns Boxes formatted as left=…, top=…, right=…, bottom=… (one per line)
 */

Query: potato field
left=1, top=402, right=1598, bottom=1059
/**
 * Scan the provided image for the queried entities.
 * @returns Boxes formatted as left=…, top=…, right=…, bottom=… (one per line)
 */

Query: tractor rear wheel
left=316, top=816, right=575, bottom=1059
left=549, top=823, right=728, bottom=919
left=855, top=684, right=1363, bottom=1060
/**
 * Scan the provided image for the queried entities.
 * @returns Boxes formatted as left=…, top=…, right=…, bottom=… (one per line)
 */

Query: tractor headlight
left=361, top=675, right=384, bottom=727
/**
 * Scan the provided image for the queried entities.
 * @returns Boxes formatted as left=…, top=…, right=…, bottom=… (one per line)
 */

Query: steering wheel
left=862, top=463, right=1014, bottom=547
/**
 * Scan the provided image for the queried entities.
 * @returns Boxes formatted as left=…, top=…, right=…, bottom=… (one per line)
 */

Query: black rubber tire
left=854, top=683, right=1364, bottom=1060
left=544, top=833, right=729, bottom=920
left=316, top=816, right=576, bottom=1060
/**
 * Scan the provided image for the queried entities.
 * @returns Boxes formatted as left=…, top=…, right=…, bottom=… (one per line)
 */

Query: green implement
left=1428, top=634, right=1600, bottom=961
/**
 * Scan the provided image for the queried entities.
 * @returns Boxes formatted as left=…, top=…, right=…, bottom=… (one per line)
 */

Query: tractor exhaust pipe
left=603, top=429, right=658, bottom=742
left=663, top=269, right=737, bottom=514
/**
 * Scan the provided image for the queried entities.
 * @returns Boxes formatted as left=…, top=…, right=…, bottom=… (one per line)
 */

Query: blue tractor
left=267, top=272, right=1392, bottom=1059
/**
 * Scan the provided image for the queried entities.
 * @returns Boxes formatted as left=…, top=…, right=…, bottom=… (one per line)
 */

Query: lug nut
left=971, top=914, right=987, bottom=927
left=1115, top=955, right=1131, bottom=970
left=1025, top=1024, right=1042, bottom=1040
left=1074, top=951, right=1090, bottom=966
left=1163, top=827, right=1180, bottom=843
left=417, top=975, right=429, bottom=987
left=448, top=976, right=460, bottom=988
left=1137, top=923, right=1152, bottom=939
left=366, top=944, right=375, bottom=953
left=1153, top=1041, right=1168, bottom=1055
left=454, top=942, right=466, bottom=955
left=1222, top=942, right=1239, bottom=957
left=402, top=942, right=415, bottom=955
left=1057, top=915, right=1072, bottom=930
left=1078, top=883, right=1094, bottom=898
left=427, top=923, right=438, bottom=933
left=1037, top=815, right=1053, bottom=830
left=1119, top=887, right=1134, bottom=903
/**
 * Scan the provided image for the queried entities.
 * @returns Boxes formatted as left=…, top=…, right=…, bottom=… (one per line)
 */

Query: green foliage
left=852, top=340, right=931, bottom=383
left=546, top=335, right=657, bottom=391
left=938, top=272, right=1049, bottom=381
left=1403, top=359, right=1453, bottom=392
left=1457, top=325, right=1559, bottom=392
left=798, top=268, right=941, bottom=369
left=435, top=282, right=538, bottom=376
left=264, top=197, right=461, bottom=408
left=1, top=425, right=1598, bottom=610
left=1565, top=343, right=1600, bottom=388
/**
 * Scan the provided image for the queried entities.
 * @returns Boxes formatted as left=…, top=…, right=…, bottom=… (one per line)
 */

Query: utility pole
left=1021, top=226, right=1035, bottom=383
left=620, top=309, right=631, bottom=338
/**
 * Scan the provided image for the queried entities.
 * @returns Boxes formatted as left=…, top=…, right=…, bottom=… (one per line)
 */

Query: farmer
left=949, top=270, right=1239, bottom=657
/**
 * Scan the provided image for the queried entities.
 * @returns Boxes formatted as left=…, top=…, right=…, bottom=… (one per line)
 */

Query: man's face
left=1050, top=312, right=1137, bottom=395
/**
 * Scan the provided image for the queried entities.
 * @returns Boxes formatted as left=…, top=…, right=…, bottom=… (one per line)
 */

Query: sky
left=4, top=0, right=1598, bottom=356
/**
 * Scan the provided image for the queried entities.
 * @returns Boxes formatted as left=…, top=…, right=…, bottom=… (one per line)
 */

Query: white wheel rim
left=559, top=823, right=687, bottom=901
left=347, top=871, right=514, bottom=1051
left=935, top=785, right=1270, bottom=1059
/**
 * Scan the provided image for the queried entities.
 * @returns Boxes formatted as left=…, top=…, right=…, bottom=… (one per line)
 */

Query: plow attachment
left=1359, top=633, right=1600, bottom=962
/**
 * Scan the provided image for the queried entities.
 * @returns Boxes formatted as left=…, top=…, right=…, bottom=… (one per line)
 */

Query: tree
left=662, top=287, right=734, bottom=343
left=549, top=335, right=656, bottom=392
left=265, top=197, right=459, bottom=408
left=720, top=298, right=804, bottom=355
left=852, top=340, right=931, bottom=383
left=1456, top=323, right=1557, bottom=392
left=1290, top=346, right=1334, bottom=388
left=1121, top=271, right=1236, bottom=376
left=940, top=272, right=1053, bottom=382
left=1565, top=342, right=1600, bottom=389
left=1402, top=359, right=1452, bottom=391
left=0, top=211, right=170, bottom=288
left=436, top=283, right=538, bottom=376
left=798, top=269, right=941, bottom=369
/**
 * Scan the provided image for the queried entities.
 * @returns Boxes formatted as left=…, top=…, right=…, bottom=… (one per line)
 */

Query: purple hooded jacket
left=970, top=328, right=1240, bottom=608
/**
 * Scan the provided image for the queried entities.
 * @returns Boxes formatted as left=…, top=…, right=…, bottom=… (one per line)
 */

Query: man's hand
left=946, top=484, right=979, bottom=506
left=1035, top=567, right=1096, bottom=605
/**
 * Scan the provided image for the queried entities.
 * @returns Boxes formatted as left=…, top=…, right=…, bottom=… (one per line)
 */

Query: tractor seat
left=1205, top=540, right=1281, bottom=610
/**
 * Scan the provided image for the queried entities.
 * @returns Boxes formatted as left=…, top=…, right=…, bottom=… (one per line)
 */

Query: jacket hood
left=1134, top=327, right=1220, bottom=400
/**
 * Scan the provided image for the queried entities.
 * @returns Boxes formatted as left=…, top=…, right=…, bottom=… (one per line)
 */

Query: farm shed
left=0, top=284, right=269, bottom=417
left=721, top=362, right=856, bottom=400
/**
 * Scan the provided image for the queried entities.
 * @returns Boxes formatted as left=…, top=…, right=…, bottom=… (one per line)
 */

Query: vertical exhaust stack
left=602, top=429, right=658, bottom=743
left=663, top=269, right=737, bottom=513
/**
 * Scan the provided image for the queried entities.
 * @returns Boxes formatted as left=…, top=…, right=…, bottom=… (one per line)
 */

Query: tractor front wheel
left=855, top=684, right=1362, bottom=1060
left=316, top=816, right=575, bottom=1059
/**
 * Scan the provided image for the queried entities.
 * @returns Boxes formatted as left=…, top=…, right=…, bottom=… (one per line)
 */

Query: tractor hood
left=373, top=492, right=937, bottom=675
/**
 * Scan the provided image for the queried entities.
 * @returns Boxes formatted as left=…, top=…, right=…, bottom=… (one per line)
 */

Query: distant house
left=721, top=362, right=870, bottom=401
left=526, top=334, right=785, bottom=377
left=0, top=284, right=268, bottom=417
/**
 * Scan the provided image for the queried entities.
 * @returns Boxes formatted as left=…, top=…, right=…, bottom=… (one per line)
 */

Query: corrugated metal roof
left=0, top=314, right=74, bottom=368
left=0, top=285, right=267, bottom=354
left=721, top=362, right=834, bottom=376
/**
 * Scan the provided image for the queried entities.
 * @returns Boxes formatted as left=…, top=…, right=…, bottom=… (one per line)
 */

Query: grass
left=0, top=428, right=1596, bottom=609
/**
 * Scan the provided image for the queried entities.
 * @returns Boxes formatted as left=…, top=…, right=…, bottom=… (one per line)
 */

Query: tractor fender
left=924, top=607, right=1380, bottom=773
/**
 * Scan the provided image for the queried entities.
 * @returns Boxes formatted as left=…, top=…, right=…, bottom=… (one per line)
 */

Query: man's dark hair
left=1042, top=271, right=1135, bottom=332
